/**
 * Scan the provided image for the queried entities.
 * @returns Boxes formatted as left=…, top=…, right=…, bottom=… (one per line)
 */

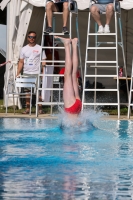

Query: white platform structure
left=0, top=24, right=6, bottom=58
left=82, top=0, right=129, bottom=119
left=0, top=0, right=132, bottom=113
left=36, top=0, right=83, bottom=116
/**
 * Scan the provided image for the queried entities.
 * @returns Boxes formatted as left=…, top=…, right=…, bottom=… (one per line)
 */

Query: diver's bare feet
left=54, top=36, right=71, bottom=45
left=72, top=38, right=78, bottom=46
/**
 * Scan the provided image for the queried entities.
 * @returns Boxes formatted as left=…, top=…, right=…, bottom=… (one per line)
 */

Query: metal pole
left=82, top=11, right=90, bottom=110
left=115, top=12, right=120, bottom=118
left=94, top=22, right=98, bottom=110
left=128, top=60, right=133, bottom=118
left=76, top=14, right=83, bottom=83
left=118, top=14, right=129, bottom=106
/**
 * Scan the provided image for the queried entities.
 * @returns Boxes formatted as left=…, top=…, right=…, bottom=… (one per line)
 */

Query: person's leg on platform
left=71, top=38, right=80, bottom=100
left=90, top=5, right=104, bottom=33
left=22, top=93, right=30, bottom=114
left=38, top=96, right=44, bottom=114
left=22, top=94, right=44, bottom=115
left=104, top=3, right=114, bottom=33
left=45, top=1, right=58, bottom=34
left=62, top=2, right=69, bottom=34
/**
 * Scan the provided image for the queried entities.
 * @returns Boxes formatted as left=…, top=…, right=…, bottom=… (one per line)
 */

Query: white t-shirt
left=20, top=44, right=46, bottom=74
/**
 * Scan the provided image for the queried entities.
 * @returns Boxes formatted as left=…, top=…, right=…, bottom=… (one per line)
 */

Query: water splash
left=55, top=106, right=108, bottom=132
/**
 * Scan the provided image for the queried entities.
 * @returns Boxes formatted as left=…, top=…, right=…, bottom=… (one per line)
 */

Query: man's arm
left=41, top=50, right=47, bottom=70
left=16, top=59, right=24, bottom=77
left=41, top=59, right=46, bottom=74
left=42, top=60, right=46, bottom=67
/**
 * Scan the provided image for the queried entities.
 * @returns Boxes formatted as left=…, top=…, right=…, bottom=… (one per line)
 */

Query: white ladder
left=36, top=0, right=83, bottom=117
left=128, top=59, right=133, bottom=119
left=82, top=0, right=128, bottom=119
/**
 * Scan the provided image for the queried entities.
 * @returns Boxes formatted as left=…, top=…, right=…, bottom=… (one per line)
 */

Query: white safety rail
left=128, top=60, right=133, bottom=119
left=82, top=0, right=129, bottom=119
left=36, top=0, right=83, bottom=116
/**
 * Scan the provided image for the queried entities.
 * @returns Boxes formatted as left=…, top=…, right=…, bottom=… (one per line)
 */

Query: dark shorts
left=47, top=1, right=74, bottom=12
left=55, top=2, right=64, bottom=12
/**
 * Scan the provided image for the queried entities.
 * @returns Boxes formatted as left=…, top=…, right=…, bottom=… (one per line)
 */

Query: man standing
left=44, top=0, right=73, bottom=34
left=16, top=31, right=46, bottom=114
left=90, top=0, right=122, bottom=33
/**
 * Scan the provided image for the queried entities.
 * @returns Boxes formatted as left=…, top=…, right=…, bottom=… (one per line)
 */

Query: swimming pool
left=0, top=117, right=133, bottom=199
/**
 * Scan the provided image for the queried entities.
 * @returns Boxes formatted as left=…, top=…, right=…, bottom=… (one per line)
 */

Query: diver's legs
left=72, top=38, right=80, bottom=100
left=54, top=36, right=75, bottom=108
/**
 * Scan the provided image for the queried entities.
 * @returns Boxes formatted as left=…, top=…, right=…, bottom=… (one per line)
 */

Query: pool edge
left=0, top=113, right=133, bottom=120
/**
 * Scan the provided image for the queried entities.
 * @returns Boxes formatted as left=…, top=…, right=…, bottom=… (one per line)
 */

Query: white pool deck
left=0, top=113, right=133, bottom=120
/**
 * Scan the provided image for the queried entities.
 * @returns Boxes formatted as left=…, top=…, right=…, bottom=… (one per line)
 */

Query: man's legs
left=46, top=1, right=58, bottom=27
left=105, top=3, right=114, bottom=25
left=90, top=3, right=114, bottom=33
left=22, top=74, right=44, bottom=114
left=24, top=93, right=30, bottom=113
left=90, top=5, right=102, bottom=26
left=46, top=1, right=69, bottom=27
left=45, top=1, right=69, bottom=34
left=104, top=3, right=114, bottom=33
left=23, top=93, right=43, bottom=114
left=62, top=2, right=69, bottom=27
left=45, top=1, right=58, bottom=33
left=62, top=2, right=69, bottom=34
left=90, top=5, right=104, bottom=33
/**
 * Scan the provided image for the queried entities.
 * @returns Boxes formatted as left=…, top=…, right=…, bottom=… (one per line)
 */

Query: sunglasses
left=28, top=36, right=36, bottom=39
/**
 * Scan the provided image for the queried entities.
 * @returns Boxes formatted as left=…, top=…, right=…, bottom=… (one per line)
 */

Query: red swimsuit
left=65, top=99, right=82, bottom=114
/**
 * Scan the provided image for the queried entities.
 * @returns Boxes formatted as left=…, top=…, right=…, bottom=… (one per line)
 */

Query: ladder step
left=84, top=89, right=118, bottom=91
left=45, top=65, right=65, bottom=67
left=88, top=33, right=116, bottom=36
left=43, top=33, right=69, bottom=36
left=86, top=61, right=117, bottom=63
left=53, top=12, right=63, bottom=14
left=113, top=77, right=131, bottom=80
left=39, top=74, right=64, bottom=77
left=42, top=47, right=65, bottom=49
left=37, top=102, right=64, bottom=105
left=85, top=75, right=117, bottom=77
left=87, top=47, right=116, bottom=49
left=90, top=65, right=118, bottom=68
left=41, top=60, right=65, bottom=63
left=38, top=88, right=63, bottom=91
left=98, top=42, right=117, bottom=44
left=120, top=103, right=128, bottom=106
left=83, top=103, right=118, bottom=106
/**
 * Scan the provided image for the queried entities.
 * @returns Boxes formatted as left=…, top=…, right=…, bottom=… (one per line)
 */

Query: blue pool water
left=0, top=117, right=133, bottom=199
